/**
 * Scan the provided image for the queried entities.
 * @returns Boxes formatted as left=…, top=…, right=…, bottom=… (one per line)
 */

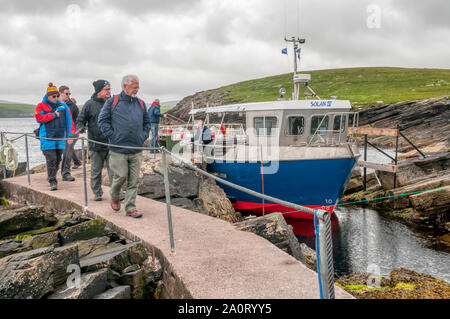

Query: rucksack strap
left=111, top=95, right=144, bottom=114
left=137, top=98, right=144, bottom=111
left=111, top=95, right=119, bottom=115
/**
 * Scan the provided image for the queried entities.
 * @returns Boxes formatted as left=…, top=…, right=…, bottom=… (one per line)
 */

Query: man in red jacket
left=35, top=82, right=76, bottom=190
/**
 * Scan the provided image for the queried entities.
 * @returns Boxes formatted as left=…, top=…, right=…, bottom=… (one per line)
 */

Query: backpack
left=111, top=95, right=144, bottom=115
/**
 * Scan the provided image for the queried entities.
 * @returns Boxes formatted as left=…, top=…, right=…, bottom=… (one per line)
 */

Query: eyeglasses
left=64, top=92, right=71, bottom=96
left=49, top=95, right=59, bottom=98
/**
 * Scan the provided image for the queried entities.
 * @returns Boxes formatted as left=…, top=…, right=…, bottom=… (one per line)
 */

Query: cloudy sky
left=1, top=0, right=449, bottom=105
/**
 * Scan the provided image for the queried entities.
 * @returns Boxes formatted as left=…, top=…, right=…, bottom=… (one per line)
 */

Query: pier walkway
left=1, top=166, right=353, bottom=299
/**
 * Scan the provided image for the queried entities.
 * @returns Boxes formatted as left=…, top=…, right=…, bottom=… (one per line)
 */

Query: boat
left=160, top=37, right=361, bottom=235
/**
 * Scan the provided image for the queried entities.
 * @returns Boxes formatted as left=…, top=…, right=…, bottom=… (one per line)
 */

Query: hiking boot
left=94, top=194, right=102, bottom=201
left=50, top=182, right=58, bottom=191
left=110, top=198, right=120, bottom=211
left=62, top=174, right=75, bottom=182
left=126, top=209, right=142, bottom=218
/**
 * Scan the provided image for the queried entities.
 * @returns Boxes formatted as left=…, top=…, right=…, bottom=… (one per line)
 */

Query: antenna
left=284, top=37, right=306, bottom=100
left=284, top=37, right=305, bottom=74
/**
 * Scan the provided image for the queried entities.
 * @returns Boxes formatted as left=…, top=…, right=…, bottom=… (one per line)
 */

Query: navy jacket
left=148, top=101, right=164, bottom=124
left=97, top=91, right=151, bottom=154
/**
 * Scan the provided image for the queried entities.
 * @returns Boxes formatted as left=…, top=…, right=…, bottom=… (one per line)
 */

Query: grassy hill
left=217, top=67, right=450, bottom=108
left=0, top=102, right=36, bottom=118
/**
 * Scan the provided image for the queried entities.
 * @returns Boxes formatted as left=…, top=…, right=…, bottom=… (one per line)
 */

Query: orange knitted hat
left=46, top=82, right=58, bottom=96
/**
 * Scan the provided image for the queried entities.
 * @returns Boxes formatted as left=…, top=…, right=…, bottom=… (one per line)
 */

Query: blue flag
left=296, top=48, right=301, bottom=60
left=281, top=48, right=288, bottom=55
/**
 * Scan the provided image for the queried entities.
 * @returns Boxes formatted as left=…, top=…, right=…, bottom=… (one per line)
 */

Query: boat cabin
left=188, top=99, right=357, bottom=147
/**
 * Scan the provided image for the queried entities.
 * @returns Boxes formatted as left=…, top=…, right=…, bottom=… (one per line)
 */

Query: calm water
left=2, top=118, right=449, bottom=282
left=0, top=117, right=83, bottom=168
left=297, top=207, right=450, bottom=283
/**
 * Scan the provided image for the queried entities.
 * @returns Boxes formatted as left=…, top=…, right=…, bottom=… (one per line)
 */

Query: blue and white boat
left=167, top=38, right=361, bottom=235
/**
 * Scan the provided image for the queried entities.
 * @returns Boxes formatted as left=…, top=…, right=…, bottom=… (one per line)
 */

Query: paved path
left=2, top=166, right=353, bottom=299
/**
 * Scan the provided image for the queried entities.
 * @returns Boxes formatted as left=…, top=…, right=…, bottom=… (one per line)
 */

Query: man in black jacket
left=60, top=85, right=81, bottom=181
left=98, top=74, right=150, bottom=218
left=76, top=80, right=113, bottom=201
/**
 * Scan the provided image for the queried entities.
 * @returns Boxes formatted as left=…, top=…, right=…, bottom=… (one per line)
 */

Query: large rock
left=0, top=245, right=79, bottom=299
left=21, top=231, right=60, bottom=250
left=196, top=177, right=238, bottom=223
left=117, top=268, right=146, bottom=299
left=0, top=206, right=58, bottom=239
left=74, top=236, right=113, bottom=259
left=0, top=240, right=21, bottom=258
left=358, top=97, right=450, bottom=152
left=80, top=242, right=148, bottom=273
left=234, top=213, right=304, bottom=262
left=48, top=269, right=108, bottom=299
left=59, top=218, right=110, bottom=245
left=336, top=268, right=450, bottom=299
left=377, top=152, right=450, bottom=190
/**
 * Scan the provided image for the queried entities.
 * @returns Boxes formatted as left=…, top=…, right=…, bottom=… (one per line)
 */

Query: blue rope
left=314, top=210, right=324, bottom=299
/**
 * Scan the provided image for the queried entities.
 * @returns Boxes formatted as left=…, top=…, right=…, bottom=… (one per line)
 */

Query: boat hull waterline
left=208, top=157, right=358, bottom=235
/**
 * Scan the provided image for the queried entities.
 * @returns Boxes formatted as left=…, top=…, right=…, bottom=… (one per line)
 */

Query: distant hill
left=218, top=67, right=450, bottom=108
left=0, top=101, right=36, bottom=118
left=166, top=67, right=450, bottom=122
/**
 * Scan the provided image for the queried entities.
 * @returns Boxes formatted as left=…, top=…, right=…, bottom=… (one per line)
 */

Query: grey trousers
left=90, top=150, right=113, bottom=196
left=61, top=137, right=81, bottom=177
left=109, top=151, right=142, bottom=213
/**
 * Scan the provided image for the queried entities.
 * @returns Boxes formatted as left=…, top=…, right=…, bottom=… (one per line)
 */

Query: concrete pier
left=1, top=167, right=353, bottom=299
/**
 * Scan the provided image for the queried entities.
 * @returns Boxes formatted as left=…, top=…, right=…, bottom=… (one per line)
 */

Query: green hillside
left=218, top=67, right=450, bottom=108
left=0, top=102, right=36, bottom=118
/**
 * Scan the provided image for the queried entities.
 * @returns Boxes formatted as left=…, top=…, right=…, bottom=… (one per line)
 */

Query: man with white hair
left=98, top=74, right=151, bottom=218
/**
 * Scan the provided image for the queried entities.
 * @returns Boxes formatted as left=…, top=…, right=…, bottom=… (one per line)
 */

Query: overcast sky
left=1, top=0, right=449, bottom=105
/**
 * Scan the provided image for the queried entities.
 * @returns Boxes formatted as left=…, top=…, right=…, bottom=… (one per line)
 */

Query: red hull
left=232, top=201, right=335, bottom=236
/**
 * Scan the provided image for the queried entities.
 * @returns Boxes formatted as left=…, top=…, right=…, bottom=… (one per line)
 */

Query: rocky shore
left=0, top=203, right=163, bottom=299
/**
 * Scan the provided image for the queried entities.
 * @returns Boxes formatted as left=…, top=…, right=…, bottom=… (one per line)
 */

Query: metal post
left=399, top=132, right=426, bottom=159
left=81, top=137, right=88, bottom=208
left=363, top=134, right=367, bottom=191
left=1, top=133, right=6, bottom=179
left=317, top=210, right=335, bottom=299
left=161, top=148, right=176, bottom=255
left=394, top=126, right=399, bottom=189
left=24, top=134, right=31, bottom=186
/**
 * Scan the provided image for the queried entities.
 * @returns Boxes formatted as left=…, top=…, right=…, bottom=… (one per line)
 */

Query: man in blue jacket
left=98, top=75, right=150, bottom=218
left=148, top=99, right=167, bottom=153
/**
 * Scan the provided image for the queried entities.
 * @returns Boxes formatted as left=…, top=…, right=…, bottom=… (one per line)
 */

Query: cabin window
left=286, top=116, right=305, bottom=135
left=333, top=114, right=347, bottom=133
left=253, top=116, right=278, bottom=136
left=310, top=115, right=329, bottom=135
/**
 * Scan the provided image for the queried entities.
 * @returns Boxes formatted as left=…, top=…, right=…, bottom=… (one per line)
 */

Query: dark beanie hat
left=93, top=79, right=110, bottom=94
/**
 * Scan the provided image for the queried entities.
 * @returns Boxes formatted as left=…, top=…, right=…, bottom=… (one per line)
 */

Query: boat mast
left=284, top=36, right=305, bottom=100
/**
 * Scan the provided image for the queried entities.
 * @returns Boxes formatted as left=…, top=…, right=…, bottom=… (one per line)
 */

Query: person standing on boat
left=76, top=80, right=114, bottom=202
left=148, top=98, right=167, bottom=153
left=59, top=85, right=81, bottom=181
left=98, top=74, right=151, bottom=218
left=35, top=82, right=76, bottom=191
left=192, top=120, right=212, bottom=145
